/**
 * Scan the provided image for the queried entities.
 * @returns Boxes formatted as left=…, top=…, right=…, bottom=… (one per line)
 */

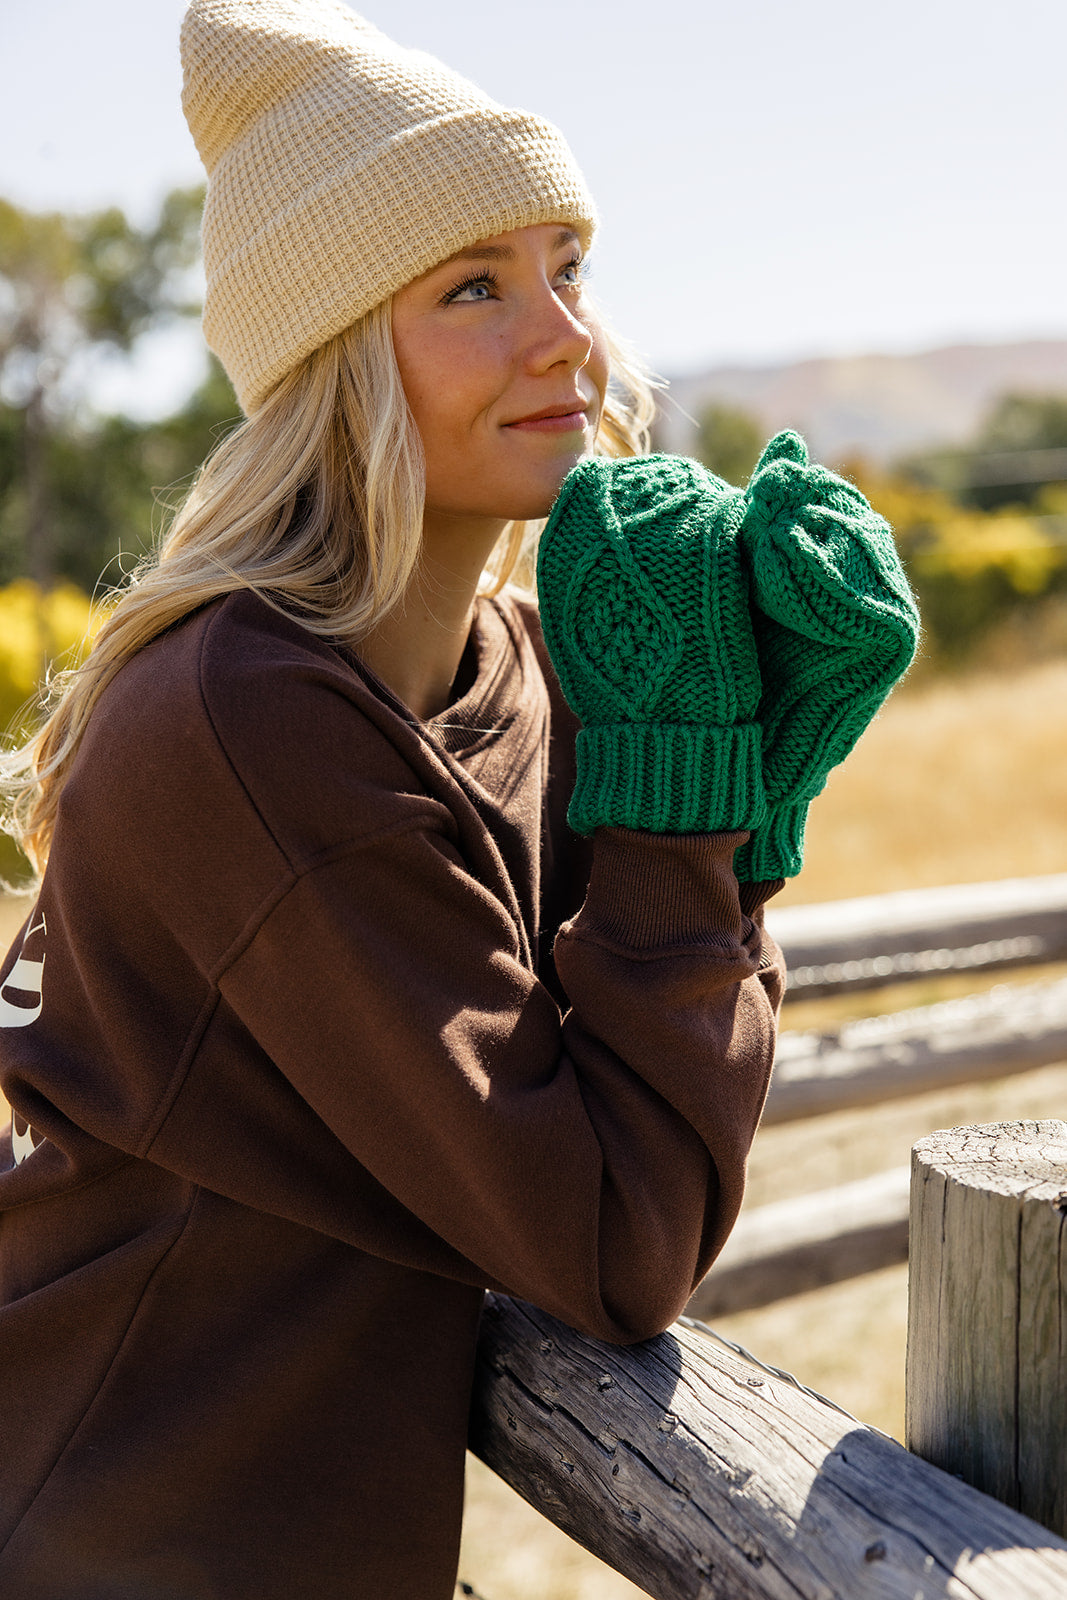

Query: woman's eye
left=444, top=274, right=497, bottom=304
left=557, top=257, right=585, bottom=288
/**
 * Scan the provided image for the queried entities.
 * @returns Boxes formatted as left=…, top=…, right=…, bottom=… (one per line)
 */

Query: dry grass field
left=2, top=661, right=1067, bottom=1600
left=775, top=656, right=1067, bottom=906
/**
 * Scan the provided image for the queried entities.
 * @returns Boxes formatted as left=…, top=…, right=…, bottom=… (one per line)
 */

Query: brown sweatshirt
left=0, top=588, right=784, bottom=1599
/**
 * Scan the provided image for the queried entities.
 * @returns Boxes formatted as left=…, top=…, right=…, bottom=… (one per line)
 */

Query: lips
left=504, top=400, right=592, bottom=431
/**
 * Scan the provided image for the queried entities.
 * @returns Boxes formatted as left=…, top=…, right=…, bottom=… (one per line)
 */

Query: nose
left=520, top=281, right=594, bottom=375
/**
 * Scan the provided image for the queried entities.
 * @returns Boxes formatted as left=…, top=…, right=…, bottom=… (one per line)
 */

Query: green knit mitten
left=733, top=431, right=920, bottom=881
left=536, top=452, right=767, bottom=836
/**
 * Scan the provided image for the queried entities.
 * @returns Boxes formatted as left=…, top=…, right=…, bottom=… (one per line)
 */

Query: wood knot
left=658, top=1412, right=678, bottom=1433
left=597, top=1373, right=614, bottom=1390
left=865, top=1540, right=888, bottom=1563
left=746, top=1375, right=765, bottom=1388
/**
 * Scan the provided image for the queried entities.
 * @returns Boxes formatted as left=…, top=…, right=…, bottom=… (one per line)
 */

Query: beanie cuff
left=732, top=799, right=810, bottom=882
left=568, top=723, right=766, bottom=837
left=204, top=106, right=596, bottom=412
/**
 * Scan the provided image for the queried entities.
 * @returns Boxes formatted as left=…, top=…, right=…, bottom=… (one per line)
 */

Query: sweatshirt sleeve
left=214, top=812, right=783, bottom=1346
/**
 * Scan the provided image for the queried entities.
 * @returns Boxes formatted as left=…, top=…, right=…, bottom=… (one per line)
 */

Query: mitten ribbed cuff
left=568, top=722, right=767, bottom=836
left=732, top=798, right=809, bottom=881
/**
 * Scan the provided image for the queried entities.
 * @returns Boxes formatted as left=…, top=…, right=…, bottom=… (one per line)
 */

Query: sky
left=3, top=0, right=1066, bottom=413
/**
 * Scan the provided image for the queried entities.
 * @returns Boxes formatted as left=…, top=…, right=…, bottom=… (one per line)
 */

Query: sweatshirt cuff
left=573, top=826, right=757, bottom=952
left=739, top=876, right=785, bottom=919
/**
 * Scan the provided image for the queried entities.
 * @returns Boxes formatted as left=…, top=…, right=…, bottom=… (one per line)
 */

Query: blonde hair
left=2, top=300, right=657, bottom=876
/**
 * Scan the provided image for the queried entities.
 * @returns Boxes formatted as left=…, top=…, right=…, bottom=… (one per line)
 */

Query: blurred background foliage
left=2, top=186, right=1067, bottom=885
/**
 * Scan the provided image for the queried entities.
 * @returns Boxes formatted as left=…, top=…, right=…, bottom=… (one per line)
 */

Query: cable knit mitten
left=537, top=452, right=767, bottom=836
left=733, top=431, right=920, bottom=881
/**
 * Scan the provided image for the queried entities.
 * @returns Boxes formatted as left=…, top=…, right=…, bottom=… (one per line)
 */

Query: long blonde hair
left=2, top=299, right=657, bottom=876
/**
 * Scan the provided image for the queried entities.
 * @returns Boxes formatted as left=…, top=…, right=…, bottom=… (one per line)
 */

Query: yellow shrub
left=0, top=580, right=99, bottom=735
left=846, top=463, right=1067, bottom=664
left=922, top=509, right=1061, bottom=595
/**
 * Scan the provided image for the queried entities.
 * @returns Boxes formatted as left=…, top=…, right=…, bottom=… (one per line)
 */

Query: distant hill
left=656, top=339, right=1067, bottom=466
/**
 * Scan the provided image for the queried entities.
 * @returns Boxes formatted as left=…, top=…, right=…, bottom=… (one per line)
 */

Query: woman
left=0, top=2, right=917, bottom=1596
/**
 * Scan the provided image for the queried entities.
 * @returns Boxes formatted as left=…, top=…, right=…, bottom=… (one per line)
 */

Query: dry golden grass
left=4, top=664, right=1067, bottom=1599
left=777, top=657, right=1067, bottom=906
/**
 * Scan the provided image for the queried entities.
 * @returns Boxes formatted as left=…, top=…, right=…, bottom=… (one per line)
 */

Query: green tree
left=21, top=358, right=238, bottom=595
left=977, top=393, right=1067, bottom=454
left=903, top=392, right=1067, bottom=512
left=694, top=403, right=763, bottom=486
left=848, top=460, right=1067, bottom=668
left=0, top=188, right=205, bottom=590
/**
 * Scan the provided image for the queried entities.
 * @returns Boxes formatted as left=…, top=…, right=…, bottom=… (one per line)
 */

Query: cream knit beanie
left=180, top=0, right=598, bottom=414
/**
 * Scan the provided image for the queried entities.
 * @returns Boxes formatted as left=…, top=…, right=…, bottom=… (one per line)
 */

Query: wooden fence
left=466, top=874, right=1067, bottom=1597
left=694, top=873, right=1067, bottom=1316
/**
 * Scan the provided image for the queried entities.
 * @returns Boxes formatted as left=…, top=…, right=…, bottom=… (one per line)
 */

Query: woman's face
left=391, top=223, right=609, bottom=542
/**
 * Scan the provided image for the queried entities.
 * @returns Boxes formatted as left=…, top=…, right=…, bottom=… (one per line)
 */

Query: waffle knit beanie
left=180, top=0, right=598, bottom=414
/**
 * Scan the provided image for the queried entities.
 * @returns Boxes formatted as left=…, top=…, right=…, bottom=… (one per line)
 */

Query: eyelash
left=440, top=254, right=587, bottom=306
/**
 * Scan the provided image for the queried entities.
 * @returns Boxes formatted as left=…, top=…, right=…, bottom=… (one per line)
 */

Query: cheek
left=392, top=314, right=453, bottom=444
left=394, top=347, right=443, bottom=438
left=396, top=337, right=497, bottom=456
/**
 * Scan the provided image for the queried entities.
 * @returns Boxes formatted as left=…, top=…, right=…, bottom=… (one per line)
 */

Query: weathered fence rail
left=689, top=875, right=1067, bottom=1315
left=689, top=1165, right=911, bottom=1318
left=764, top=974, right=1067, bottom=1124
left=469, top=1286, right=1067, bottom=1599
left=767, top=872, right=1067, bottom=996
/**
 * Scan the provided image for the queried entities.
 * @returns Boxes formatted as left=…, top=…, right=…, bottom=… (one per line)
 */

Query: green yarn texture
left=536, top=452, right=766, bottom=835
left=733, top=431, right=920, bottom=880
left=536, top=434, right=919, bottom=869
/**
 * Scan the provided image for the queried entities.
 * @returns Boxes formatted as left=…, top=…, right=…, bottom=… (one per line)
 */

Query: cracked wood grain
left=470, top=1288, right=1067, bottom=1599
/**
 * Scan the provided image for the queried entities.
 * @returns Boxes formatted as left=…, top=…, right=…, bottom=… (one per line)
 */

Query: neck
left=356, top=511, right=506, bottom=720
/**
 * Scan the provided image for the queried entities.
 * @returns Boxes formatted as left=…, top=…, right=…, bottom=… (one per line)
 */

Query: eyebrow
left=441, top=228, right=580, bottom=266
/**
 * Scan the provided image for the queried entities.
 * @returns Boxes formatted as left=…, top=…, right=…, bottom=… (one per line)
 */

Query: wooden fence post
left=906, top=1119, right=1067, bottom=1537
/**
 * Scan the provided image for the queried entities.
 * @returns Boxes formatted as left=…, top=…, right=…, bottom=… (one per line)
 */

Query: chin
left=514, top=461, right=589, bottom=520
